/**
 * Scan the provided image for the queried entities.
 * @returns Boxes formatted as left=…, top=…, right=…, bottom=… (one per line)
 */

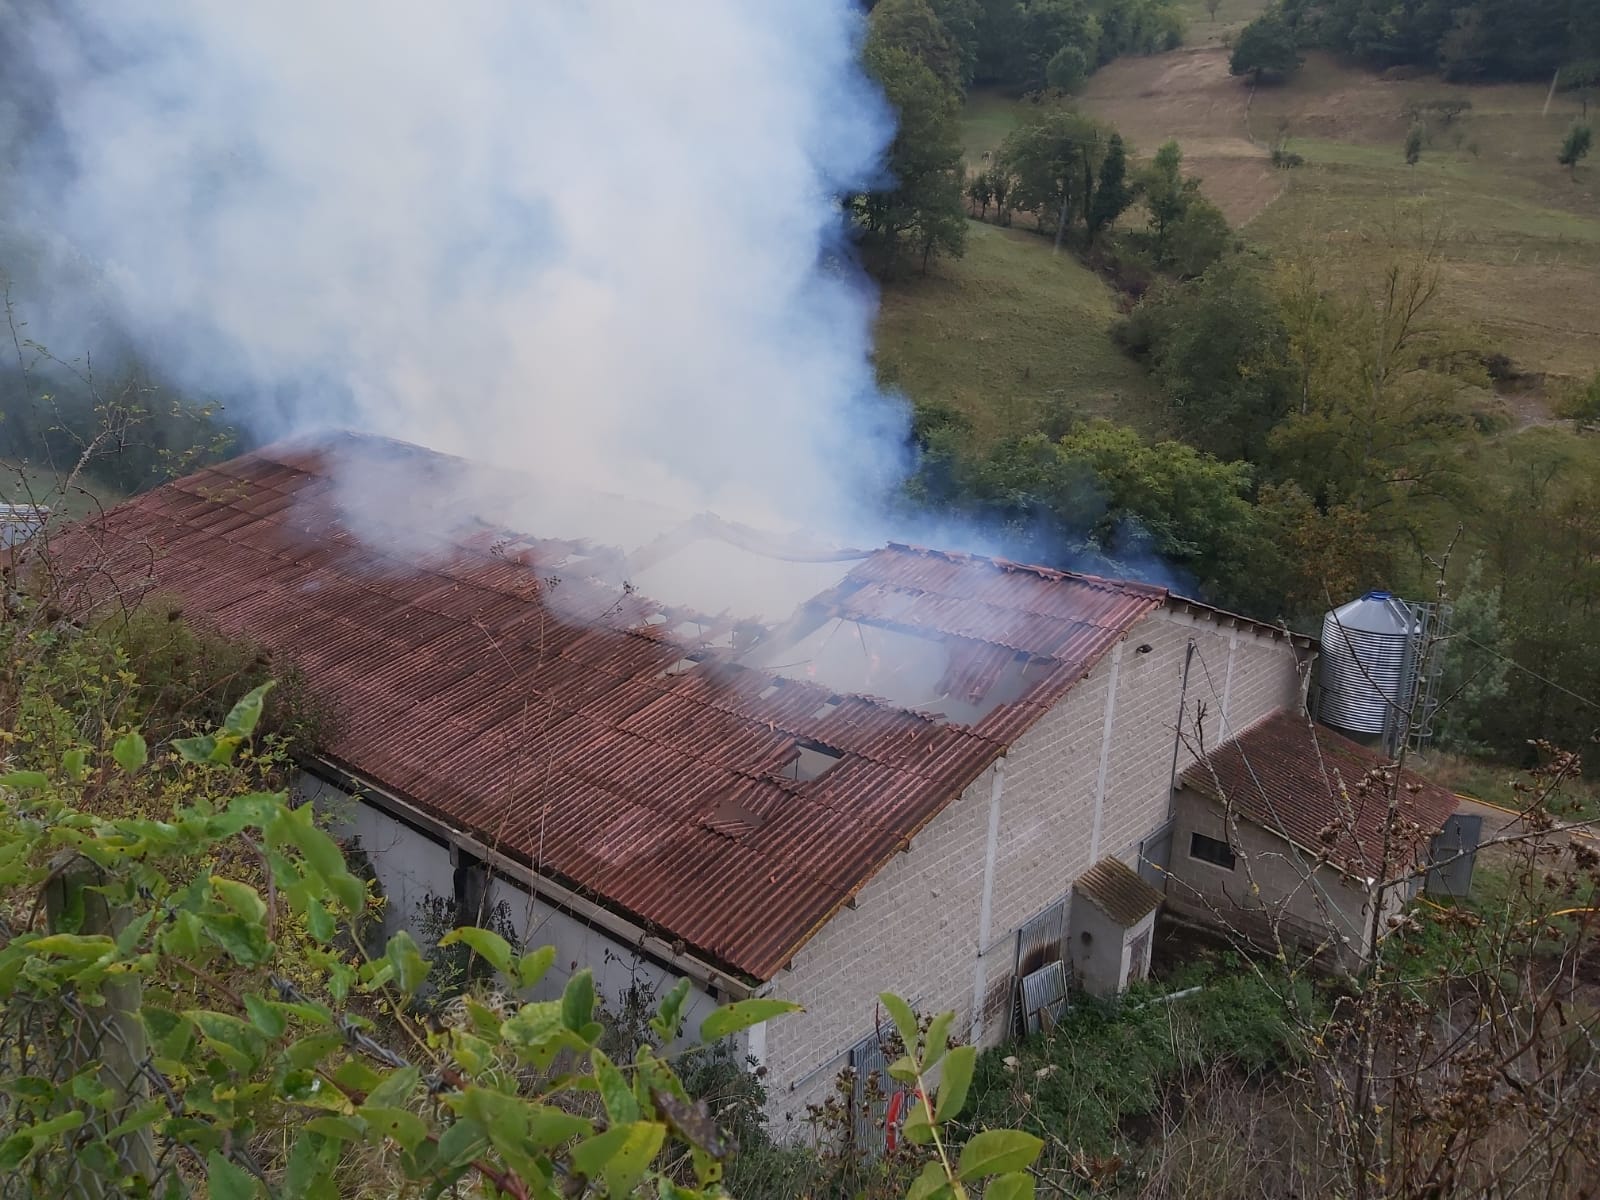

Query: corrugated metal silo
left=1319, top=591, right=1417, bottom=737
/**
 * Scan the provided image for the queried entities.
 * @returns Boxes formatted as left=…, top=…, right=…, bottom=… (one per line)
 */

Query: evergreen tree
left=1559, top=122, right=1593, bottom=176
left=1088, top=132, right=1133, bottom=240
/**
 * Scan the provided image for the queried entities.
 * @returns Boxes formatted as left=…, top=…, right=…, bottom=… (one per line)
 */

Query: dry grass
left=1071, top=46, right=1600, bottom=381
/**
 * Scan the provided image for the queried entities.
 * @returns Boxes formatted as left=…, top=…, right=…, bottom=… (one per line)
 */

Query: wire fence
left=0, top=984, right=188, bottom=1200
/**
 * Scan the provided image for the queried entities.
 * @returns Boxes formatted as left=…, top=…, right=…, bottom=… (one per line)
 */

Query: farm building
left=43, top=433, right=1460, bottom=1135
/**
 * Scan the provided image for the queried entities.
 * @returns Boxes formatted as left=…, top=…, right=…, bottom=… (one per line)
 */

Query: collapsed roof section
left=45, top=433, right=1167, bottom=981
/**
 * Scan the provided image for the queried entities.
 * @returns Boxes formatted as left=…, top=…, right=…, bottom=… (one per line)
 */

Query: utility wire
left=1458, top=633, right=1600, bottom=716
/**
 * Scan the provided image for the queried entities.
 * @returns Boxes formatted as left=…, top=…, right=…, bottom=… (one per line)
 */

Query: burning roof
left=45, top=434, right=1167, bottom=981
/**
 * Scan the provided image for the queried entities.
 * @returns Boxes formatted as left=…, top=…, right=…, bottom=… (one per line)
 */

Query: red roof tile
left=46, top=435, right=1165, bottom=981
left=1180, top=710, right=1459, bottom=879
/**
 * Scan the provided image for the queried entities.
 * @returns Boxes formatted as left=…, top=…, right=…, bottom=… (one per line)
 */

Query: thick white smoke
left=6, top=1, right=909, bottom=553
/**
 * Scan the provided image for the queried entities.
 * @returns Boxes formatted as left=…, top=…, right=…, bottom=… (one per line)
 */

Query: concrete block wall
left=759, top=766, right=996, bottom=1133
left=1165, top=788, right=1392, bottom=970
left=759, top=605, right=1307, bottom=1131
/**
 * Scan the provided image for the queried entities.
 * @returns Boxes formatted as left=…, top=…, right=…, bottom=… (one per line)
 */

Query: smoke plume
left=2, top=1, right=908, bottom=555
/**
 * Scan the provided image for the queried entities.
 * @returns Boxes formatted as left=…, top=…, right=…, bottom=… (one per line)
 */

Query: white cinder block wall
left=759, top=605, right=1307, bottom=1129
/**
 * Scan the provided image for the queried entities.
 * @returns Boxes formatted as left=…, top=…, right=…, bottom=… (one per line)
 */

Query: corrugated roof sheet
left=1180, top=711, right=1459, bottom=879
left=46, top=434, right=1165, bottom=981
left=1076, top=856, right=1162, bottom=926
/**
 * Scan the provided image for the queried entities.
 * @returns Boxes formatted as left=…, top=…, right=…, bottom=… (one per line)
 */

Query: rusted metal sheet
left=46, top=435, right=1167, bottom=983
left=1182, top=710, right=1459, bottom=878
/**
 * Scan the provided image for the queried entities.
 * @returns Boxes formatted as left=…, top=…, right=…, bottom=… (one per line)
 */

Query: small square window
left=782, top=740, right=843, bottom=782
left=1189, top=832, right=1236, bottom=870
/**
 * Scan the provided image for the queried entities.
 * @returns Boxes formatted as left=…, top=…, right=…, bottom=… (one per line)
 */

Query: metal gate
left=1138, top=823, right=1174, bottom=890
left=849, top=1030, right=889, bottom=1151
left=1426, top=813, right=1483, bottom=898
left=1014, top=896, right=1070, bottom=1036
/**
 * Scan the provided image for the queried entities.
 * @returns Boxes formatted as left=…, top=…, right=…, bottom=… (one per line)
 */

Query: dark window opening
left=782, top=740, right=844, bottom=782
left=1189, top=832, right=1236, bottom=870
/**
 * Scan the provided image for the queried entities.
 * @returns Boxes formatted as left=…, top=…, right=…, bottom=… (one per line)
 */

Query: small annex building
left=1169, top=710, right=1461, bottom=970
left=40, top=433, right=1453, bottom=1137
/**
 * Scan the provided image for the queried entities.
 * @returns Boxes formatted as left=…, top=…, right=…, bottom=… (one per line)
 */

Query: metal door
left=1425, top=813, right=1483, bottom=898
left=1014, top=897, right=1071, bottom=1037
left=1019, top=961, right=1069, bottom=1035
left=1138, top=823, right=1174, bottom=890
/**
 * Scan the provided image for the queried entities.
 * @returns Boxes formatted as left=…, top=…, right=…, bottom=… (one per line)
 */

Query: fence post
left=43, top=852, right=157, bottom=1194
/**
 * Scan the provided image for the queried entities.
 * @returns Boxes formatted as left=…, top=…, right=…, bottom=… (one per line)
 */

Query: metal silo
left=1319, top=591, right=1418, bottom=740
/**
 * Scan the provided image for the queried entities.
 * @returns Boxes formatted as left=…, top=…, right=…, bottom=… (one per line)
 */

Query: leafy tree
left=1431, top=556, right=1511, bottom=753
left=1205, top=0, right=1222, bottom=20
left=927, top=0, right=984, bottom=87
left=1267, top=244, right=1484, bottom=537
left=1405, top=122, right=1425, bottom=165
left=1130, top=255, right=1297, bottom=460
left=966, top=168, right=994, bottom=217
left=1046, top=42, right=1091, bottom=91
left=998, top=109, right=1113, bottom=251
left=1163, top=193, right=1233, bottom=277
left=1139, top=139, right=1216, bottom=268
left=1559, top=122, right=1593, bottom=175
left=1087, top=131, right=1134, bottom=240
left=869, top=0, right=968, bottom=95
left=1229, top=12, right=1304, bottom=82
left=912, top=418, right=1279, bottom=610
left=858, top=43, right=969, bottom=274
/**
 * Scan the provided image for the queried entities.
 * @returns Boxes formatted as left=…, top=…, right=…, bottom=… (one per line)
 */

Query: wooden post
left=43, top=853, right=157, bottom=1195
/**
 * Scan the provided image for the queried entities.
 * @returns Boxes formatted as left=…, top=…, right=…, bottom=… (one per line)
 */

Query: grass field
left=873, top=221, right=1166, bottom=445
left=1071, top=47, right=1600, bottom=381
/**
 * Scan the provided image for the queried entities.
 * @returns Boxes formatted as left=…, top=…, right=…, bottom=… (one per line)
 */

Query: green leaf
left=243, top=994, right=287, bottom=1039
left=365, top=1066, right=420, bottom=1110
left=383, top=931, right=430, bottom=998
left=935, top=1045, right=976, bottom=1122
left=985, top=1171, right=1036, bottom=1200
left=502, top=1000, right=564, bottom=1047
left=212, top=877, right=268, bottom=924
left=878, top=993, right=919, bottom=1051
left=305, top=897, right=335, bottom=943
left=438, top=926, right=513, bottom=975
left=924, top=1011, right=954, bottom=1068
left=173, top=734, right=218, bottom=765
left=360, top=1105, right=427, bottom=1153
left=0, top=770, right=49, bottom=793
left=188, top=1010, right=267, bottom=1074
left=699, top=998, right=801, bottom=1042
left=282, top=1130, right=340, bottom=1199
left=304, top=1115, right=364, bottom=1141
left=649, top=978, right=692, bottom=1042
left=434, top=1116, right=488, bottom=1171
left=562, top=968, right=596, bottom=1032
left=956, top=1130, right=1044, bottom=1181
left=592, top=1049, right=641, bottom=1123
left=198, top=911, right=270, bottom=965
left=112, top=731, right=148, bottom=774
left=572, top=1121, right=666, bottom=1197
left=906, top=1160, right=954, bottom=1200
left=60, top=747, right=88, bottom=782
left=206, top=1151, right=261, bottom=1200
left=516, top=944, right=555, bottom=990
left=27, top=933, right=116, bottom=960
left=887, top=1054, right=918, bottom=1086
left=224, top=681, right=277, bottom=736
left=902, top=1094, right=934, bottom=1146
left=0, top=1135, right=32, bottom=1171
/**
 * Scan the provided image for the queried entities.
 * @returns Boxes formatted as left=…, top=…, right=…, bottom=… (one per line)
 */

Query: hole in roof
left=782, top=740, right=844, bottom=783
left=757, top=682, right=781, bottom=701
left=812, top=697, right=841, bottom=721
left=657, top=653, right=706, bottom=678
left=644, top=612, right=668, bottom=626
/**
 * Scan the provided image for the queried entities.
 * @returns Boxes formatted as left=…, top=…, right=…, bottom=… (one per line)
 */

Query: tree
left=1164, top=194, right=1233, bottom=277
left=966, top=168, right=994, bottom=217
left=869, top=0, right=968, bottom=94
left=1087, top=131, right=1134, bottom=240
left=1229, top=12, right=1303, bottom=82
left=1205, top=0, right=1222, bottom=20
left=1133, top=255, right=1297, bottom=461
left=1404, top=122, right=1425, bottom=165
left=997, top=110, right=1112, bottom=252
left=1045, top=42, right=1090, bottom=92
left=858, top=43, right=969, bottom=274
left=1559, top=122, right=1593, bottom=176
left=1140, top=139, right=1206, bottom=266
left=927, top=0, right=984, bottom=87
